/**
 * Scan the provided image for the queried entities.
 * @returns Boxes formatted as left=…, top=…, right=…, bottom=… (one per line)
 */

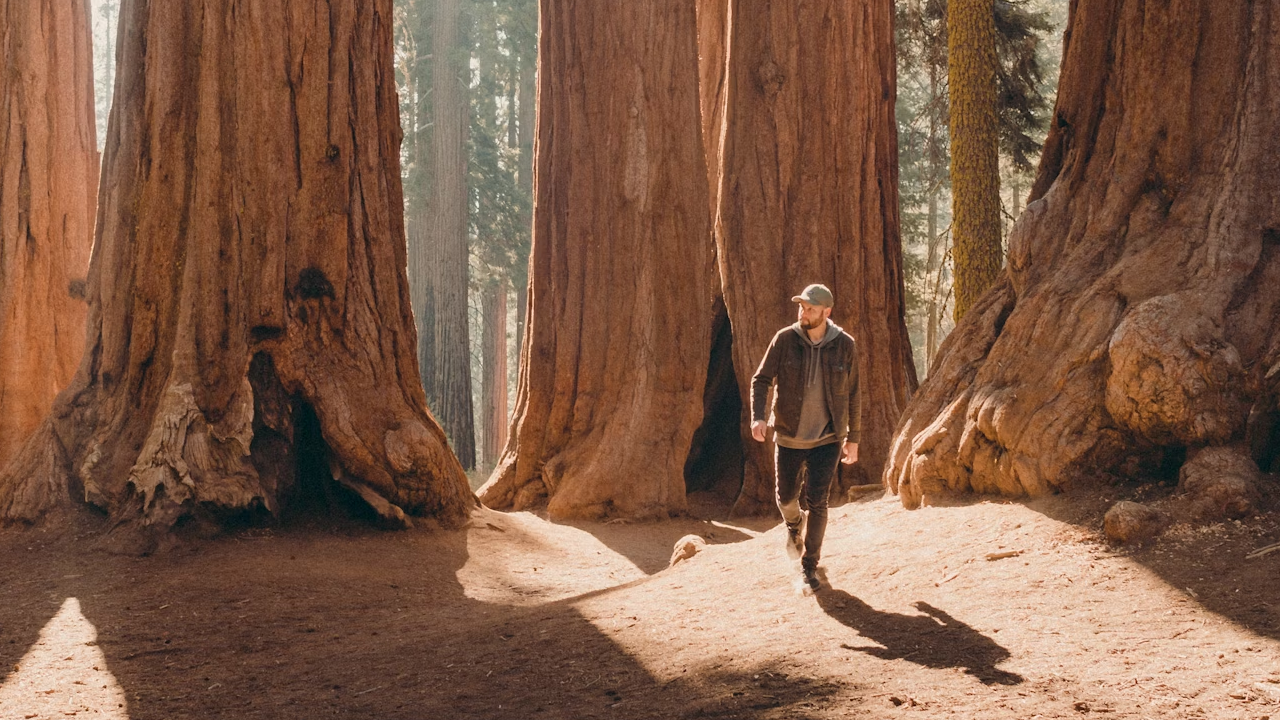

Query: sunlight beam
left=0, top=597, right=129, bottom=719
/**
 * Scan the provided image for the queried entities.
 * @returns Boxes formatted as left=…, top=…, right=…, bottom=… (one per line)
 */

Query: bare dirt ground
left=1, top=485, right=1278, bottom=720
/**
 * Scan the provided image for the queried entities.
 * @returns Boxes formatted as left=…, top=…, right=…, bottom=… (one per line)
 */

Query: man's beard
left=800, top=317, right=821, bottom=330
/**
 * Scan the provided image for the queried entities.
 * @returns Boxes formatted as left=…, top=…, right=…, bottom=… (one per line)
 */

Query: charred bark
left=0, top=0, right=475, bottom=540
left=888, top=0, right=1280, bottom=507
left=0, top=0, right=96, bottom=470
left=479, top=0, right=716, bottom=520
left=713, top=0, right=917, bottom=514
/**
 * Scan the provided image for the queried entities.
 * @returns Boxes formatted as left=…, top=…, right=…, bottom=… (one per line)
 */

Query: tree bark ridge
left=479, top=0, right=716, bottom=520
left=888, top=0, right=1280, bottom=507
left=0, top=0, right=475, bottom=538
left=0, top=0, right=96, bottom=470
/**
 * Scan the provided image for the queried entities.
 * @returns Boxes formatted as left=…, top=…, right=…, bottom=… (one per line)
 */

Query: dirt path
left=1, top=492, right=1278, bottom=719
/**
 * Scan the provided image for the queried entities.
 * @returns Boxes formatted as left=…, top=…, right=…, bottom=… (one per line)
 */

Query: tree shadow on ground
left=910, top=484, right=1280, bottom=645
left=815, top=588, right=1024, bottom=686
left=0, top=517, right=832, bottom=720
left=1021, top=483, right=1280, bottom=644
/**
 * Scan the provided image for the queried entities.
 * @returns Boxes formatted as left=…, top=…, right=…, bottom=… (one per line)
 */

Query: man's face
left=797, top=301, right=831, bottom=330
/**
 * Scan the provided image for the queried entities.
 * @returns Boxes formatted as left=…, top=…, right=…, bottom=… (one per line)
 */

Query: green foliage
left=467, top=0, right=535, bottom=290
left=898, top=0, right=1055, bottom=173
left=896, top=0, right=1062, bottom=375
left=395, top=0, right=535, bottom=290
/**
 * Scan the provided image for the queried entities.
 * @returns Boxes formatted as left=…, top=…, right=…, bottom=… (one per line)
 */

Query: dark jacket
left=751, top=321, right=861, bottom=444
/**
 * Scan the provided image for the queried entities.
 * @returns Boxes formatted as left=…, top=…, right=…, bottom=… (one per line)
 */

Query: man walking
left=750, top=284, right=860, bottom=591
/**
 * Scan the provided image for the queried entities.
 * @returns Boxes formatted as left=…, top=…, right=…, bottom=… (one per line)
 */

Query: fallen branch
left=1246, top=542, right=1280, bottom=559
left=937, top=570, right=962, bottom=585
left=985, top=550, right=1023, bottom=561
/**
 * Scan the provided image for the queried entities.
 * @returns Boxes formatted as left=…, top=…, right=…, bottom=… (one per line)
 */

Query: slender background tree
left=947, top=0, right=1004, bottom=322
left=896, top=0, right=1059, bottom=376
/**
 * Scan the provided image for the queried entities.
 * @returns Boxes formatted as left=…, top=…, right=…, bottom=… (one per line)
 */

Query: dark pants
left=775, top=442, right=840, bottom=570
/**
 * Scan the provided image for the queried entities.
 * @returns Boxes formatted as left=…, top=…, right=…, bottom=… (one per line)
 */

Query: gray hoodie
left=775, top=319, right=841, bottom=449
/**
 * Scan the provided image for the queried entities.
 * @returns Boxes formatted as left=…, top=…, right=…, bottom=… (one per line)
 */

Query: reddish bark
left=0, top=0, right=474, bottom=541
left=479, top=0, right=716, bottom=519
left=480, top=282, right=509, bottom=467
left=713, top=0, right=917, bottom=513
left=0, top=0, right=96, bottom=470
left=888, top=0, right=1280, bottom=506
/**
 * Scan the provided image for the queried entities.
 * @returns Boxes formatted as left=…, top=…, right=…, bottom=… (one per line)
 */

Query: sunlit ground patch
left=0, top=598, right=129, bottom=719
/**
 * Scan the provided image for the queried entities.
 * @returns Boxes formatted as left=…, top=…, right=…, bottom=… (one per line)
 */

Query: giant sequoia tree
left=0, top=0, right=474, bottom=537
left=888, top=0, right=1280, bottom=506
left=710, top=0, right=917, bottom=513
left=478, top=0, right=716, bottom=519
left=0, top=0, right=96, bottom=470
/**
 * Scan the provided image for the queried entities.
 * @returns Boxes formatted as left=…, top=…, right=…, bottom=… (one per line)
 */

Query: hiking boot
left=785, top=514, right=806, bottom=560
left=802, top=565, right=822, bottom=591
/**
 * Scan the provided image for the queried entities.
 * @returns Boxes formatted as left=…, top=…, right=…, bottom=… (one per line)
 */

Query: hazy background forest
left=86, top=0, right=1068, bottom=477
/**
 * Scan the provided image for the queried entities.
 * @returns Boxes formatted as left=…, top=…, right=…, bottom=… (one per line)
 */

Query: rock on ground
left=1179, top=447, right=1261, bottom=521
left=1104, top=501, right=1166, bottom=544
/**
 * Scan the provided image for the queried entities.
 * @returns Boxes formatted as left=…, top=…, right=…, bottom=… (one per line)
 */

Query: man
left=750, top=283, right=860, bottom=591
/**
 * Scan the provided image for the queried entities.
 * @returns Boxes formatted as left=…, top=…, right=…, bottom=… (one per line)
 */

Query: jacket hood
left=791, top=319, right=842, bottom=387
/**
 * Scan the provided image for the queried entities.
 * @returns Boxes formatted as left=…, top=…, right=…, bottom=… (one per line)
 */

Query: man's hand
left=841, top=441, right=859, bottom=465
left=750, top=420, right=768, bottom=443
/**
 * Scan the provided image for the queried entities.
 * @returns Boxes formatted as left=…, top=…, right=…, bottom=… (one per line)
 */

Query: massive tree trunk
left=0, top=0, right=96, bottom=470
left=713, top=0, right=917, bottom=514
left=888, top=0, right=1280, bottom=507
left=479, top=0, right=716, bottom=520
left=426, top=0, right=477, bottom=470
left=948, top=0, right=1003, bottom=322
left=0, top=0, right=475, bottom=540
left=696, top=0, right=729, bottom=220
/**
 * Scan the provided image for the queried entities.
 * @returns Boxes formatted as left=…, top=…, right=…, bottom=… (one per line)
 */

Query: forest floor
left=1, top=483, right=1279, bottom=720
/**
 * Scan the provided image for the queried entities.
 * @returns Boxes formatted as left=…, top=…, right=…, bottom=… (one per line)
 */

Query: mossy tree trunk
left=0, top=0, right=96, bottom=470
left=948, top=0, right=1003, bottom=322
left=888, top=0, right=1280, bottom=506
left=479, top=0, right=716, bottom=520
left=0, top=0, right=475, bottom=543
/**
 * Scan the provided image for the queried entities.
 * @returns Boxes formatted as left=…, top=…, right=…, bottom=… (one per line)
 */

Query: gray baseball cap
left=792, top=283, right=834, bottom=307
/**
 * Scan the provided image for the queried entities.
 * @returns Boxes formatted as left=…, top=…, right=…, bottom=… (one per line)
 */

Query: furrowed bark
left=0, top=0, right=475, bottom=540
left=713, top=0, right=917, bottom=513
left=888, top=0, right=1280, bottom=507
left=0, top=0, right=96, bottom=470
left=480, top=282, right=509, bottom=467
left=479, top=0, right=716, bottom=520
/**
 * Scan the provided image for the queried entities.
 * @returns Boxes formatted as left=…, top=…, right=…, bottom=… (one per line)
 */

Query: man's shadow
left=816, top=588, right=1023, bottom=686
